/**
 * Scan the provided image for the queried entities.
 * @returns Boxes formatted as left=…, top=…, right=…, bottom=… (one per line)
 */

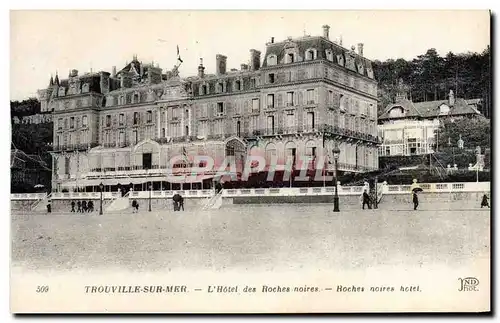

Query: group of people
left=70, top=200, right=95, bottom=213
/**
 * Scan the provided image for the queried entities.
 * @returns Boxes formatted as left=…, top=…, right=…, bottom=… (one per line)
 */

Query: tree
left=435, top=116, right=490, bottom=150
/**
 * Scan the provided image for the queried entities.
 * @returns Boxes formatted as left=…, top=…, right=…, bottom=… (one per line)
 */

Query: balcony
left=52, top=142, right=99, bottom=152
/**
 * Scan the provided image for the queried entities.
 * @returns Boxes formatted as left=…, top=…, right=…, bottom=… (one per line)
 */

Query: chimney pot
left=249, top=49, right=261, bottom=71
left=216, top=54, right=227, bottom=75
left=322, top=25, right=330, bottom=40
left=112, top=66, right=117, bottom=78
left=357, top=43, right=364, bottom=57
left=271, top=37, right=274, bottom=43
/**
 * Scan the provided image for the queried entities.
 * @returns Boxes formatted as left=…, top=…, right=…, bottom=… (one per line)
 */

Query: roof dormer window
left=286, top=53, right=295, bottom=64
left=267, top=54, right=277, bottom=66
left=325, top=49, right=334, bottom=62
left=305, top=48, right=317, bottom=61
left=389, top=106, right=405, bottom=118
left=439, top=104, right=450, bottom=115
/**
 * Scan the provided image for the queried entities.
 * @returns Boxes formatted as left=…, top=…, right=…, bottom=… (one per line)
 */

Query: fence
left=11, top=181, right=489, bottom=201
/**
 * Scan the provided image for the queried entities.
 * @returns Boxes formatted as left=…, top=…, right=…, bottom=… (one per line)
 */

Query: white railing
left=384, top=181, right=490, bottom=195
left=10, top=193, right=47, bottom=200
left=13, top=182, right=489, bottom=201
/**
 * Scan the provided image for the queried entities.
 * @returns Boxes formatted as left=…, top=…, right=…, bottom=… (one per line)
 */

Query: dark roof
left=379, top=97, right=481, bottom=121
left=262, top=36, right=374, bottom=79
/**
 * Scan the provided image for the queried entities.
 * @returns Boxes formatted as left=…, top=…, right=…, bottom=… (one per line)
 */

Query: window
left=161, top=128, right=166, bottom=137
left=306, top=146, right=316, bottom=157
left=235, top=80, right=241, bottom=91
left=82, top=116, right=88, bottom=127
left=133, top=130, right=138, bottom=144
left=285, top=113, right=295, bottom=132
left=147, top=110, right=153, bottom=123
left=64, top=118, right=68, bottom=129
left=119, top=113, right=124, bottom=126
left=185, top=126, right=189, bottom=136
left=252, top=98, right=260, bottom=112
left=119, top=131, right=125, bottom=147
left=216, top=82, right=224, bottom=93
left=268, top=73, right=275, bottom=84
left=65, top=157, right=70, bottom=175
left=287, top=92, right=294, bottom=106
left=325, top=49, right=334, bottom=61
left=328, top=90, right=334, bottom=105
left=217, top=102, right=224, bottom=115
left=236, top=121, right=241, bottom=137
left=69, top=117, right=75, bottom=129
left=133, top=93, right=140, bottom=103
left=119, top=95, right=125, bottom=105
left=58, top=118, right=63, bottom=130
left=267, top=116, right=275, bottom=134
left=306, top=49, right=315, bottom=61
left=307, top=89, right=315, bottom=104
left=250, top=115, right=259, bottom=133
left=267, top=55, right=277, bottom=66
left=133, top=112, right=139, bottom=125
left=201, top=84, right=207, bottom=95
left=267, top=94, right=274, bottom=108
left=106, top=115, right=111, bottom=127
left=287, top=53, right=295, bottom=63
left=306, top=112, right=315, bottom=130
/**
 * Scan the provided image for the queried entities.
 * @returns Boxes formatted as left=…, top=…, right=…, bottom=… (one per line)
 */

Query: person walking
left=179, top=196, right=185, bottom=211
left=362, top=190, right=371, bottom=210
left=413, top=191, right=419, bottom=210
left=88, top=200, right=94, bottom=212
left=71, top=201, right=76, bottom=212
left=46, top=202, right=51, bottom=214
left=77, top=200, right=82, bottom=213
left=481, top=194, right=490, bottom=208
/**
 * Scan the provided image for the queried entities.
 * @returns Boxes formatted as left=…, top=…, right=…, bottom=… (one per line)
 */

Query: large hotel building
left=38, top=25, right=379, bottom=192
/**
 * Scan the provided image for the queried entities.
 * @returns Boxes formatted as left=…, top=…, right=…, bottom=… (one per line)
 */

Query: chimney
left=140, top=62, right=144, bottom=76
left=216, top=54, right=227, bottom=75
left=357, top=43, right=364, bottom=57
left=249, top=49, right=261, bottom=71
left=240, top=64, right=248, bottom=71
left=99, top=71, right=110, bottom=94
left=322, top=25, right=330, bottom=40
left=111, top=66, right=117, bottom=78
left=271, top=37, right=274, bottom=43
left=198, top=58, right=205, bottom=78
left=449, top=89, right=455, bottom=106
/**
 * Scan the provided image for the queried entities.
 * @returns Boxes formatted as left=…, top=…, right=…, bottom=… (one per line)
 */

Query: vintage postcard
left=10, top=10, right=491, bottom=313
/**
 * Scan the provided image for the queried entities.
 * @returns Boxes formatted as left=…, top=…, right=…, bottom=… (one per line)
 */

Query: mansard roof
left=261, top=36, right=374, bottom=79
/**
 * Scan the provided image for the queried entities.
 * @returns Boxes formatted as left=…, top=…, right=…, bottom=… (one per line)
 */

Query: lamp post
left=99, top=182, right=104, bottom=215
left=148, top=183, right=152, bottom=212
left=332, top=146, right=340, bottom=212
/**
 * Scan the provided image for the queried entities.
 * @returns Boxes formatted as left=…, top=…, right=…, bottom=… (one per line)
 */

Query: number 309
left=36, top=286, right=49, bottom=293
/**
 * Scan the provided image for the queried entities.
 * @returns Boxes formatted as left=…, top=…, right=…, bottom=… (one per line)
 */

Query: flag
left=177, top=45, right=183, bottom=63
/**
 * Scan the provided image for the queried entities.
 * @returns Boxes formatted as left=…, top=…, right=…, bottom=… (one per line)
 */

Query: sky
left=10, top=10, right=490, bottom=101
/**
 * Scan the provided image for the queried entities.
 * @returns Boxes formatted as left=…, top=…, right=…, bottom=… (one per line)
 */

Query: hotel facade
left=38, top=25, right=379, bottom=192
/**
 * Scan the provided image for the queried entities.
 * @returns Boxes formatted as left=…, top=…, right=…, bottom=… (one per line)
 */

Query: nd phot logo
left=458, top=277, right=479, bottom=292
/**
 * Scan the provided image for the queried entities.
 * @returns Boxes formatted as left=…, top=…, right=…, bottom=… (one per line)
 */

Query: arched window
left=286, top=53, right=295, bottom=64
left=133, top=93, right=140, bottom=103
